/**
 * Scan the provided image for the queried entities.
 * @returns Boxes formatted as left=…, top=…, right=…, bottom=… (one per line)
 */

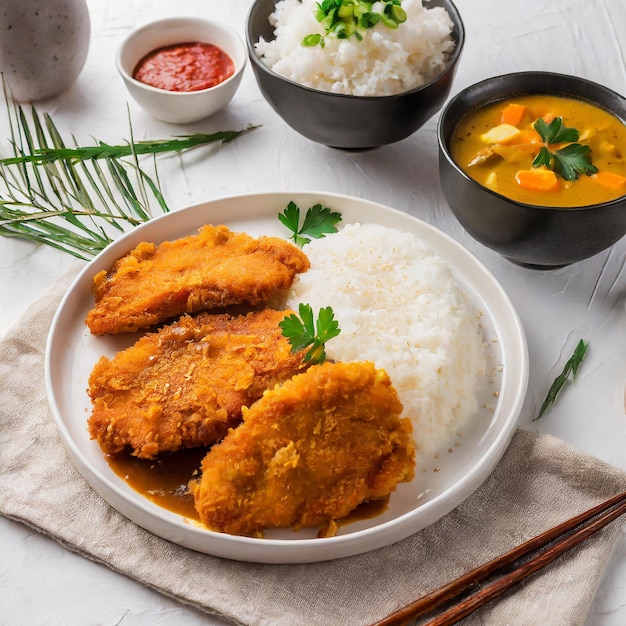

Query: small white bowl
left=116, top=17, right=246, bottom=124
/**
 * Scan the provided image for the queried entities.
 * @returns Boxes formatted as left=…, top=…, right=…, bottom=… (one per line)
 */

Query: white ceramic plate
left=45, top=191, right=528, bottom=564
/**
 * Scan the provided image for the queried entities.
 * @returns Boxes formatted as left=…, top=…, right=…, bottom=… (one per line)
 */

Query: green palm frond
left=0, top=84, right=257, bottom=260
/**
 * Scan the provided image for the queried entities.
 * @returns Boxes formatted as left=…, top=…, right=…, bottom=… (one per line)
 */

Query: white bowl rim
left=116, top=16, right=247, bottom=96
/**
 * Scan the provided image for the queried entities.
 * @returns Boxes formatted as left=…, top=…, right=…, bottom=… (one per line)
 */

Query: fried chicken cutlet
left=85, top=224, right=310, bottom=335
left=192, top=360, right=416, bottom=537
left=87, top=308, right=308, bottom=459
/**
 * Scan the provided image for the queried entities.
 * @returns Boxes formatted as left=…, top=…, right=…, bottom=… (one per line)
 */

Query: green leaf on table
left=0, top=79, right=257, bottom=260
left=534, top=339, right=588, bottom=421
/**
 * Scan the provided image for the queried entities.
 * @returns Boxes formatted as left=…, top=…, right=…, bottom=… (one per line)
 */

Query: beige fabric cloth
left=1, top=265, right=626, bottom=626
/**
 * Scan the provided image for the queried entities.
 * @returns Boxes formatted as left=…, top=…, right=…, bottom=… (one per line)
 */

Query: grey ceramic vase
left=0, top=0, right=90, bottom=102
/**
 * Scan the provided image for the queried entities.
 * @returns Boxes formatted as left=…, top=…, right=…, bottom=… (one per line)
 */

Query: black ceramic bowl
left=438, top=72, right=626, bottom=268
left=246, top=0, right=465, bottom=150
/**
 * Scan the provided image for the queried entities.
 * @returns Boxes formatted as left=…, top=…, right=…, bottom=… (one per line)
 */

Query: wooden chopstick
left=372, top=489, right=626, bottom=626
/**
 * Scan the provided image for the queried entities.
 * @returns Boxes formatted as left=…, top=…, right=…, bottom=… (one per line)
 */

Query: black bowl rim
left=245, top=0, right=465, bottom=101
left=437, top=71, right=626, bottom=212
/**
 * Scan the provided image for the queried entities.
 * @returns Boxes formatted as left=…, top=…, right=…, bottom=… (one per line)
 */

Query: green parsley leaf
left=278, top=201, right=342, bottom=247
left=534, top=117, right=579, bottom=145
left=553, top=143, right=598, bottom=180
left=279, top=303, right=341, bottom=364
left=532, top=117, right=598, bottom=181
left=277, top=201, right=303, bottom=245
left=533, top=339, right=588, bottom=421
left=532, top=146, right=553, bottom=169
left=299, top=203, right=342, bottom=241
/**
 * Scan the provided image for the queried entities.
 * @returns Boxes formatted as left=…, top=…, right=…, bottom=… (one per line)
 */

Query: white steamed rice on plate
left=254, top=0, right=456, bottom=96
left=285, top=223, right=488, bottom=462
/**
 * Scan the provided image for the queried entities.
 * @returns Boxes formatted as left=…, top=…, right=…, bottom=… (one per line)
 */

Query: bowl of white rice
left=245, top=0, right=465, bottom=150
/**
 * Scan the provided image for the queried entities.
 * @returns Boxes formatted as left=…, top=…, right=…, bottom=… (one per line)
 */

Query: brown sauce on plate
left=108, top=447, right=207, bottom=522
left=108, top=448, right=390, bottom=530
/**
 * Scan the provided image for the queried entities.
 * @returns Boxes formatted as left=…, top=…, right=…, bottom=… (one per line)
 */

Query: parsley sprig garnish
left=302, top=0, right=407, bottom=47
left=532, top=118, right=598, bottom=181
left=278, top=201, right=342, bottom=247
left=533, top=339, right=588, bottom=421
left=279, top=303, right=341, bottom=364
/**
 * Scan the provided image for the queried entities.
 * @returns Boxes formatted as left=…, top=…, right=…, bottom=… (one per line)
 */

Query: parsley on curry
left=450, top=94, right=626, bottom=207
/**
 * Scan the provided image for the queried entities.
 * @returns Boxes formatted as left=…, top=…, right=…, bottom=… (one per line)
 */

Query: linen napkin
left=1, top=265, right=626, bottom=626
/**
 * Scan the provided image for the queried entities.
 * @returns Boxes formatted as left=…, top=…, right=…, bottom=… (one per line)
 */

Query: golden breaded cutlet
left=87, top=308, right=309, bottom=459
left=85, top=224, right=310, bottom=335
left=192, top=360, right=416, bottom=537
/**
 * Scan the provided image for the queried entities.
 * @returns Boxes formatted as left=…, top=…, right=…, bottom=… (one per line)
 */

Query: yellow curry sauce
left=450, top=94, right=626, bottom=207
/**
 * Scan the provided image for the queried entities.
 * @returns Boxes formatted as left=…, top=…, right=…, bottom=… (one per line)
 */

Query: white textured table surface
left=1, top=1, right=625, bottom=624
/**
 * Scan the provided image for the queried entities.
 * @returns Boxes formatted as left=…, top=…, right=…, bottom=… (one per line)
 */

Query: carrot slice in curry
left=515, top=168, right=559, bottom=192
left=501, top=103, right=527, bottom=127
left=591, top=171, right=626, bottom=192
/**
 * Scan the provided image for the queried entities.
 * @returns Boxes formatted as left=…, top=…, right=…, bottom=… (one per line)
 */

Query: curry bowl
left=438, top=72, right=626, bottom=268
left=116, top=17, right=246, bottom=124
left=246, top=0, right=465, bottom=150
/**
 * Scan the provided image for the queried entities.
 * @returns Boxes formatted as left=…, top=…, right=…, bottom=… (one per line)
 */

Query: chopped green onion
left=302, top=0, right=407, bottom=47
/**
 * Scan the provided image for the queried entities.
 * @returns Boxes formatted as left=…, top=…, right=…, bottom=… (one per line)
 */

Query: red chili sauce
left=133, top=41, right=235, bottom=92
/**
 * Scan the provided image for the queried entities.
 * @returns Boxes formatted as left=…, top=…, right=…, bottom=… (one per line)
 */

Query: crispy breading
left=85, top=224, right=310, bottom=335
left=192, top=361, right=416, bottom=537
left=87, top=309, right=308, bottom=459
